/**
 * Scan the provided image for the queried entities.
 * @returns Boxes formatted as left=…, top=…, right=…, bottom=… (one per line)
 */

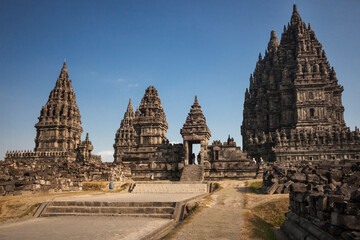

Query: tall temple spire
left=34, top=62, right=82, bottom=152
left=113, top=85, right=168, bottom=162
left=242, top=4, right=346, bottom=158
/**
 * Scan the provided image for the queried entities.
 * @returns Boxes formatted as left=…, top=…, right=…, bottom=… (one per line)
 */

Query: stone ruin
left=262, top=161, right=360, bottom=239
left=205, top=136, right=260, bottom=180
left=241, top=4, right=360, bottom=162
left=1, top=64, right=259, bottom=194
left=5, top=62, right=101, bottom=164
left=113, top=90, right=259, bottom=181
left=250, top=5, right=360, bottom=240
left=1, top=62, right=127, bottom=196
left=113, top=86, right=184, bottom=181
left=0, top=158, right=125, bottom=196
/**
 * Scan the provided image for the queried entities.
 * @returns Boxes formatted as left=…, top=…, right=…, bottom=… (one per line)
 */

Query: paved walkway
left=0, top=216, right=171, bottom=240
left=0, top=192, right=204, bottom=240
left=167, top=181, right=245, bottom=240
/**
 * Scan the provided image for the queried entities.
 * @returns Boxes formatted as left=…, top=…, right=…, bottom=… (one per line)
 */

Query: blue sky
left=1, top=0, right=359, bottom=162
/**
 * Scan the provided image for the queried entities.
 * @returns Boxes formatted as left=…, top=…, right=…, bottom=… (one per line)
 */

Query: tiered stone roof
left=114, top=86, right=168, bottom=162
left=134, top=86, right=168, bottom=127
left=34, top=62, right=82, bottom=152
left=181, top=96, right=211, bottom=140
left=242, top=4, right=345, bottom=151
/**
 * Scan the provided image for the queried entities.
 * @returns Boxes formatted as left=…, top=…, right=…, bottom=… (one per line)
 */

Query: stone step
left=131, top=183, right=207, bottom=193
left=41, top=201, right=176, bottom=219
left=45, top=206, right=175, bottom=215
left=49, top=201, right=175, bottom=208
left=41, top=213, right=173, bottom=218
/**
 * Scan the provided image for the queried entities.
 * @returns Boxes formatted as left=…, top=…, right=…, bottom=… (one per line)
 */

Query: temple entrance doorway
left=190, top=143, right=200, bottom=165
left=185, top=141, right=204, bottom=165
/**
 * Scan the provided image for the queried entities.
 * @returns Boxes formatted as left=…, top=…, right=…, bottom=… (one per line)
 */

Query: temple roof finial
left=86, top=132, right=89, bottom=141
left=293, top=4, right=298, bottom=14
left=128, top=98, right=133, bottom=110
left=290, top=4, right=302, bottom=26
left=194, top=95, right=198, bottom=105
left=268, top=30, right=280, bottom=51
left=60, top=61, right=68, bottom=77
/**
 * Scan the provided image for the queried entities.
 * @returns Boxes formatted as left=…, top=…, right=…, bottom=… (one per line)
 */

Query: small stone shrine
left=180, top=96, right=211, bottom=165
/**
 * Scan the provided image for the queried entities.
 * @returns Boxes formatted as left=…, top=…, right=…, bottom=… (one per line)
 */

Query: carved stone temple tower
left=134, top=86, right=168, bottom=146
left=181, top=96, right=211, bottom=165
left=241, top=5, right=360, bottom=162
left=34, top=62, right=83, bottom=152
left=5, top=62, right=100, bottom=163
left=113, top=86, right=169, bottom=163
left=113, top=99, right=137, bottom=162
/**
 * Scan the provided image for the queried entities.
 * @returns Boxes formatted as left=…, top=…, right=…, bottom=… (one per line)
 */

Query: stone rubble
left=262, top=160, right=360, bottom=239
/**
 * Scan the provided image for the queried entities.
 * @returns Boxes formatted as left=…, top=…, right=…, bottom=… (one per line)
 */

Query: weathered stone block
left=334, top=202, right=359, bottom=215
left=327, top=195, right=345, bottom=208
left=266, top=182, right=279, bottom=194
left=291, top=182, right=307, bottom=193
left=275, top=184, right=284, bottom=194
left=331, top=212, right=360, bottom=231
left=350, top=188, right=360, bottom=203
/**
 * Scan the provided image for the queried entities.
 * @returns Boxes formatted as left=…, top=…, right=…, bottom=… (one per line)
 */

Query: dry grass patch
left=0, top=200, right=40, bottom=223
left=82, top=182, right=106, bottom=191
left=243, top=211, right=277, bottom=240
left=253, top=198, right=289, bottom=228
left=249, top=181, right=263, bottom=193
left=242, top=193, right=289, bottom=240
left=82, top=181, right=131, bottom=192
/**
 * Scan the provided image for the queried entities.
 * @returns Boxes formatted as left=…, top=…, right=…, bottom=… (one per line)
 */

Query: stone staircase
left=180, top=165, right=204, bottom=182
left=41, top=201, right=176, bottom=219
left=131, top=183, right=207, bottom=194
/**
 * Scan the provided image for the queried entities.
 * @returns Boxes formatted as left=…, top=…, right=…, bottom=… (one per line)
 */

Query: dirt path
left=167, top=181, right=246, bottom=240
left=166, top=179, right=289, bottom=240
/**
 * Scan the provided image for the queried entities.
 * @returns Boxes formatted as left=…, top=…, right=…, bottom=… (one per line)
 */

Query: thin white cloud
left=96, top=150, right=113, bottom=162
left=117, top=78, right=126, bottom=82
left=128, top=83, right=139, bottom=87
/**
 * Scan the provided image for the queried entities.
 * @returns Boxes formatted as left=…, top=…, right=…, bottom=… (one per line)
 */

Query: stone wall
left=204, top=140, right=262, bottom=180
left=262, top=161, right=360, bottom=239
left=0, top=158, right=127, bottom=196
left=125, top=143, right=184, bottom=181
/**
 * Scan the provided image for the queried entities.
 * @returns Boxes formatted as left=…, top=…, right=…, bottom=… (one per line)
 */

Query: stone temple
left=241, top=5, right=360, bottom=162
left=3, top=4, right=359, bottom=190
left=5, top=62, right=100, bottom=164
left=114, top=88, right=258, bottom=181
left=1, top=5, right=359, bottom=240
